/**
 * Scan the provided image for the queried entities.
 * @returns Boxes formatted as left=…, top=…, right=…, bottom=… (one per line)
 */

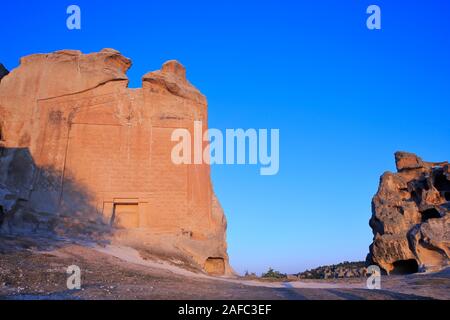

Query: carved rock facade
left=0, top=49, right=231, bottom=275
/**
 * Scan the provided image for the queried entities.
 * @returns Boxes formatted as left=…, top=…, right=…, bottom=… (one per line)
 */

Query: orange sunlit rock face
left=0, top=49, right=231, bottom=275
left=368, top=152, right=450, bottom=274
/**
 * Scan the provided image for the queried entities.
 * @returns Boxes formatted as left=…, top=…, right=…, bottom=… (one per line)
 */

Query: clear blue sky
left=1, top=0, right=449, bottom=274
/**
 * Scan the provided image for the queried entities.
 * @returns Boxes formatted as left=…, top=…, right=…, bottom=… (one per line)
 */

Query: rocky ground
left=1, top=236, right=449, bottom=300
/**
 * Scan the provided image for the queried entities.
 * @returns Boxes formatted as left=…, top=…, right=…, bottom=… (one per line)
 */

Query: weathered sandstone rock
left=368, top=152, right=450, bottom=274
left=0, top=49, right=231, bottom=275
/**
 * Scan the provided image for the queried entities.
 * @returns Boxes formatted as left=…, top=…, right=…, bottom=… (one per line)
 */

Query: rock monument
left=0, top=49, right=231, bottom=275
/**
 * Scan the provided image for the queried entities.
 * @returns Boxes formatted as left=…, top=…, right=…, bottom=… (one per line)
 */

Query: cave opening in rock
left=111, top=203, right=140, bottom=229
left=205, top=257, right=225, bottom=276
left=433, top=170, right=450, bottom=192
left=391, top=259, right=419, bottom=275
left=410, top=190, right=420, bottom=204
left=421, top=208, right=441, bottom=222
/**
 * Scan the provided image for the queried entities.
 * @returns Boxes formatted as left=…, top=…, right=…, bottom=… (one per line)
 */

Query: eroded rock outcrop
left=297, top=261, right=367, bottom=279
left=368, top=152, right=450, bottom=274
left=0, top=49, right=231, bottom=275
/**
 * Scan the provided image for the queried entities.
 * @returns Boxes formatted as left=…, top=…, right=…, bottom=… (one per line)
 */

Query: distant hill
left=297, top=261, right=367, bottom=279
left=0, top=64, right=9, bottom=81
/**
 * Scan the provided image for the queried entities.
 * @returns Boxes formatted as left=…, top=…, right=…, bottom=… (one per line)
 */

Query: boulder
left=368, top=152, right=450, bottom=274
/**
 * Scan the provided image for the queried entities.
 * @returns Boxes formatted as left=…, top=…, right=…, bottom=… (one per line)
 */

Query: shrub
left=261, top=267, right=287, bottom=279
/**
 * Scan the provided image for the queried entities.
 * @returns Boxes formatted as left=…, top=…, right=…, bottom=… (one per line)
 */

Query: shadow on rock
left=0, top=147, right=112, bottom=253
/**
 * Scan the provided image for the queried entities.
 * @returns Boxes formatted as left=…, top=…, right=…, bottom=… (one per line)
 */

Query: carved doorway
left=112, top=203, right=139, bottom=229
